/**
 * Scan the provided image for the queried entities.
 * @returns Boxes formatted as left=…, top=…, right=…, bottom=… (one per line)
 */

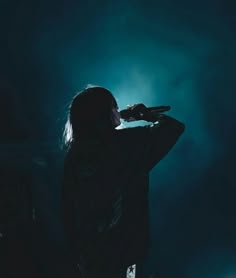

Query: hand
left=124, top=103, right=148, bottom=122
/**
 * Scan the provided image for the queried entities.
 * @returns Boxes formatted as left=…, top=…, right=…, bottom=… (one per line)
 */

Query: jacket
left=61, top=115, right=185, bottom=275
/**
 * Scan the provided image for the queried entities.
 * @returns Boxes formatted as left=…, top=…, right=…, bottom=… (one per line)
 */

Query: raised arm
left=120, top=104, right=185, bottom=172
left=144, top=113, right=185, bottom=170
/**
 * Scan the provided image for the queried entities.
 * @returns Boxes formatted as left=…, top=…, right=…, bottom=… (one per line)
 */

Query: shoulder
left=113, top=126, right=152, bottom=157
left=114, top=126, right=151, bottom=140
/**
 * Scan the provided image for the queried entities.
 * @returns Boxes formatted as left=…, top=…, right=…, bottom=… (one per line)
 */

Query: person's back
left=61, top=85, right=185, bottom=277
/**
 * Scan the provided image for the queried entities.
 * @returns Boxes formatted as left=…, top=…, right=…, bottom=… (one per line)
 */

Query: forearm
left=145, top=114, right=185, bottom=170
left=150, top=114, right=185, bottom=133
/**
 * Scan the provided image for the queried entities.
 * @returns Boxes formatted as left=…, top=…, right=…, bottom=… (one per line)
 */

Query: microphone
left=120, top=105, right=171, bottom=121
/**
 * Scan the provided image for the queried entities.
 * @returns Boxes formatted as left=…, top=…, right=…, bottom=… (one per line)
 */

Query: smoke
left=21, top=0, right=236, bottom=276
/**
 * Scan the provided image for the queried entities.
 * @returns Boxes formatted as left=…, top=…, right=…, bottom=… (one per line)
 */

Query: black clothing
left=61, top=115, right=185, bottom=277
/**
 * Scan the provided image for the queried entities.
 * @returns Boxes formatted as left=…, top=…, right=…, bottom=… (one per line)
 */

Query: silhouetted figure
left=61, top=85, right=185, bottom=278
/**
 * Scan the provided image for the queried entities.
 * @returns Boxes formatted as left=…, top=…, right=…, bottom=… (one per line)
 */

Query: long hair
left=63, top=85, right=117, bottom=147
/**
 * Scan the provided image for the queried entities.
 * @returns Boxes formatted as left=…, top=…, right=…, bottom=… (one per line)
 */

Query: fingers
left=124, top=103, right=147, bottom=122
left=125, top=117, right=136, bottom=122
left=126, top=103, right=145, bottom=109
left=126, top=104, right=136, bottom=109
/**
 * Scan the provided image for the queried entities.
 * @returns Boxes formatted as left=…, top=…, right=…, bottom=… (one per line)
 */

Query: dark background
left=0, top=0, right=235, bottom=277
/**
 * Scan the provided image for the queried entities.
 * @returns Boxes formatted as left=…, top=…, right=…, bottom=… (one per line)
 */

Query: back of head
left=64, top=85, right=117, bottom=146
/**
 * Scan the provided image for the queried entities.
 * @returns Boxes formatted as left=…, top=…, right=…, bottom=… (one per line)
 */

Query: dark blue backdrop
left=1, top=0, right=235, bottom=277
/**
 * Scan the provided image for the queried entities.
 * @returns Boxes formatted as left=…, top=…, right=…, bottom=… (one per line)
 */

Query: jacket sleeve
left=126, top=114, right=185, bottom=172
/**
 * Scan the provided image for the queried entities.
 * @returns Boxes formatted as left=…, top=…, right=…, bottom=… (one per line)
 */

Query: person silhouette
left=61, top=85, right=185, bottom=278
